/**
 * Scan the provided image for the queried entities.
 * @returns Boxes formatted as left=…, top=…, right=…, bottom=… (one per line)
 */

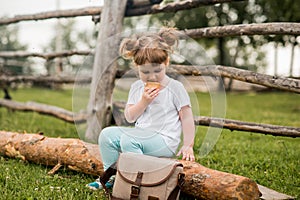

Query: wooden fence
left=0, top=0, right=299, bottom=138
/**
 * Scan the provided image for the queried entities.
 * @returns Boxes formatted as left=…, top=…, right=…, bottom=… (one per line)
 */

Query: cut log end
left=179, top=160, right=261, bottom=199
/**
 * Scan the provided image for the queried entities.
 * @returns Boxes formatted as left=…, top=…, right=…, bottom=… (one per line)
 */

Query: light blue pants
left=98, top=126, right=174, bottom=170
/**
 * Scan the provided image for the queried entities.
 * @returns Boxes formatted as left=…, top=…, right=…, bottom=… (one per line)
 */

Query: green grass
left=0, top=158, right=103, bottom=200
left=0, top=87, right=299, bottom=199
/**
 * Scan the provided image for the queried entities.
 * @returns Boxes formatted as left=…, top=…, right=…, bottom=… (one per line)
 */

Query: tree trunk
left=217, top=37, right=226, bottom=91
left=289, top=42, right=295, bottom=77
left=227, top=39, right=240, bottom=91
left=0, top=131, right=261, bottom=200
left=85, top=0, right=127, bottom=143
left=274, top=43, right=278, bottom=76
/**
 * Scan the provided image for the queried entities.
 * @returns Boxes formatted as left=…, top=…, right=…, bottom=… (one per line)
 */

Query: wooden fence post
left=85, top=0, right=127, bottom=142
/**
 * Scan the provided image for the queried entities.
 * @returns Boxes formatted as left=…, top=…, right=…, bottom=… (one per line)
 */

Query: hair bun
left=119, top=38, right=137, bottom=59
left=159, top=27, right=178, bottom=47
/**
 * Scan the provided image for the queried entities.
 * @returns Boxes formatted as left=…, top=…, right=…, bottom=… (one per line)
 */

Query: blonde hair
left=119, top=28, right=178, bottom=65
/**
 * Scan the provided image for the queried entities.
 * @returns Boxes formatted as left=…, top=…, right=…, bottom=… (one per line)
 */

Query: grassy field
left=0, top=87, right=299, bottom=199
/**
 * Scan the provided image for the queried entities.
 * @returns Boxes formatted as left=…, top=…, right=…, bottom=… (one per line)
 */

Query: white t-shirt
left=127, top=78, right=191, bottom=153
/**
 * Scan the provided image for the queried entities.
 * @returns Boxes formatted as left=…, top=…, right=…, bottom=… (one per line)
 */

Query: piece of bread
left=145, top=82, right=160, bottom=89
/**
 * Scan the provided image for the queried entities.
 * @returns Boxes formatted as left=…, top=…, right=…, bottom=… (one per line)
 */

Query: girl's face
left=137, top=58, right=169, bottom=83
left=138, top=63, right=166, bottom=83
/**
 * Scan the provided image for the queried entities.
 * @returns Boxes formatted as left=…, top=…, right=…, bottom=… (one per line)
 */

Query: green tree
left=0, top=25, right=30, bottom=75
left=43, top=19, right=97, bottom=75
left=258, top=0, right=300, bottom=76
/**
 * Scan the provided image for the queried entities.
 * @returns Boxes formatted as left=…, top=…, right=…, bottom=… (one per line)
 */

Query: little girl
left=87, top=28, right=195, bottom=190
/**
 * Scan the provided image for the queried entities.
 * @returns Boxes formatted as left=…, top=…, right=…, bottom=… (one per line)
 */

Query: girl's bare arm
left=177, top=105, right=195, bottom=161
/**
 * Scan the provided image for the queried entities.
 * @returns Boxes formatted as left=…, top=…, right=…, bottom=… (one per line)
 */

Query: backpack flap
left=112, top=152, right=184, bottom=200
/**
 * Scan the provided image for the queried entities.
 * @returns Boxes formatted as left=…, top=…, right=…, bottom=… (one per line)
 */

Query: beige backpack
left=101, top=152, right=185, bottom=200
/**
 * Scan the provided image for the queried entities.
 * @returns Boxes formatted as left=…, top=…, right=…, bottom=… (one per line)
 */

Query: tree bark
left=0, top=131, right=261, bottom=200
left=85, top=0, right=127, bottom=143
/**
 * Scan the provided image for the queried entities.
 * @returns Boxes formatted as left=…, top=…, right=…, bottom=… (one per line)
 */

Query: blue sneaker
left=86, top=176, right=115, bottom=190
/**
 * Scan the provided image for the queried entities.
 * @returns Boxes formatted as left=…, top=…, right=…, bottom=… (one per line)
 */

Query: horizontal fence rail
left=1, top=23, right=299, bottom=59
left=0, top=50, right=92, bottom=60
left=1, top=65, right=299, bottom=93
left=170, top=65, right=300, bottom=94
left=125, top=0, right=245, bottom=16
left=0, top=99, right=86, bottom=123
left=0, top=7, right=102, bottom=25
left=194, top=116, right=300, bottom=138
left=0, top=0, right=244, bottom=25
left=0, top=99, right=299, bottom=138
left=180, top=23, right=300, bottom=38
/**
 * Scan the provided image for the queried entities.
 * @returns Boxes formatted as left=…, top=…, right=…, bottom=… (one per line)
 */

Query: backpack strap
left=167, top=172, right=185, bottom=200
left=100, top=162, right=117, bottom=198
left=130, top=171, right=144, bottom=200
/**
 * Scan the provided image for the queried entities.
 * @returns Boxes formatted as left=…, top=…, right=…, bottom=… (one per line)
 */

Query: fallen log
left=0, top=131, right=103, bottom=175
left=0, top=131, right=261, bottom=199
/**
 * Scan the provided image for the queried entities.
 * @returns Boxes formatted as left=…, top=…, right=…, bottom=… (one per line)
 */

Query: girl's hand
left=124, top=86, right=159, bottom=123
left=177, top=145, right=195, bottom=162
left=141, top=87, right=159, bottom=104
